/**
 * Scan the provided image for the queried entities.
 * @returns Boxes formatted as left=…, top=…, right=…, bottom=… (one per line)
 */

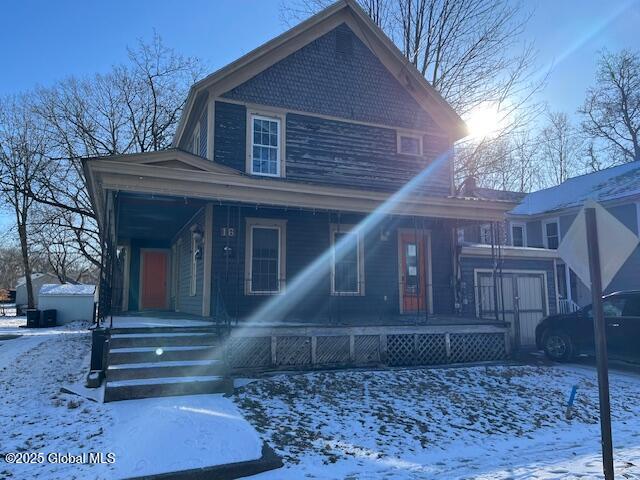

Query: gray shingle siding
left=222, top=23, right=437, bottom=132
left=180, top=92, right=209, bottom=153
left=214, top=101, right=246, bottom=171
left=213, top=102, right=451, bottom=194
left=285, top=113, right=451, bottom=194
left=210, top=206, right=455, bottom=321
left=174, top=209, right=205, bottom=316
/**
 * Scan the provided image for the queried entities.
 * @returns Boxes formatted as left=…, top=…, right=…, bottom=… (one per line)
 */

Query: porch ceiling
left=117, top=193, right=206, bottom=241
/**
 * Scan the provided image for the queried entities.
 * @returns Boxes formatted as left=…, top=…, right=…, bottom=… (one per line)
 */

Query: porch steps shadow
left=104, top=327, right=230, bottom=402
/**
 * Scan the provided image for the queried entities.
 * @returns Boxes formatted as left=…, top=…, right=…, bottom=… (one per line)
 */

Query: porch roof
left=84, top=149, right=517, bottom=229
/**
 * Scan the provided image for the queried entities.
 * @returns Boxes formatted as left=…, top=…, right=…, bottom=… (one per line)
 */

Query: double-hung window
left=245, top=218, right=286, bottom=294
left=250, top=115, right=281, bottom=177
left=330, top=224, right=364, bottom=295
left=544, top=220, right=560, bottom=249
left=511, top=223, right=526, bottom=247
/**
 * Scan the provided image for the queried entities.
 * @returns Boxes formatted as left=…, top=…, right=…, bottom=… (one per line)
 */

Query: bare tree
left=281, top=0, right=391, bottom=28
left=580, top=49, right=640, bottom=166
left=282, top=0, right=541, bottom=116
left=538, top=111, right=582, bottom=187
left=457, top=130, right=539, bottom=192
left=24, top=34, right=204, bottom=270
left=0, top=245, right=23, bottom=290
left=30, top=206, right=97, bottom=283
left=0, top=96, right=51, bottom=308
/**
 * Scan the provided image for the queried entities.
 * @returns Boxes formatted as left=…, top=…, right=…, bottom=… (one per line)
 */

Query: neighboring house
left=15, top=273, right=61, bottom=310
left=507, top=160, right=640, bottom=310
left=83, top=0, right=530, bottom=385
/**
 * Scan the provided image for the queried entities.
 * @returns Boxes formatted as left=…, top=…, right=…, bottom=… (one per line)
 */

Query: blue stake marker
left=566, top=385, right=578, bottom=419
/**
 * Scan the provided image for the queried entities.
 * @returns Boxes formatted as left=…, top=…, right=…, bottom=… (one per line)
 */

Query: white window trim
left=542, top=218, right=561, bottom=249
left=396, top=131, right=423, bottom=156
left=247, top=111, right=286, bottom=178
left=245, top=218, right=287, bottom=295
left=510, top=222, right=527, bottom=247
left=190, top=233, right=198, bottom=296
left=330, top=223, right=365, bottom=296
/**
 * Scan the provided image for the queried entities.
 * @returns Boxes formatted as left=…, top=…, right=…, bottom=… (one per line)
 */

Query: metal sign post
left=585, top=207, right=615, bottom=480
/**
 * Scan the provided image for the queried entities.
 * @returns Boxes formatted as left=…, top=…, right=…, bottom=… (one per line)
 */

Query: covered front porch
left=110, top=191, right=501, bottom=328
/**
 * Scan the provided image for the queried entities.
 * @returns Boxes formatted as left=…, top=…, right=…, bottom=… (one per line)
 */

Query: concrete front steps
left=104, top=327, right=231, bottom=402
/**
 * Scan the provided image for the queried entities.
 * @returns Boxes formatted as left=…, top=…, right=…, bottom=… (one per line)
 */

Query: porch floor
left=106, top=313, right=506, bottom=330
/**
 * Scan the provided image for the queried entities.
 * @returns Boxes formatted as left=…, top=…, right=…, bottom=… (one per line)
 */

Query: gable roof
left=172, top=0, right=466, bottom=147
left=16, top=273, right=59, bottom=288
left=510, top=160, right=640, bottom=216
left=85, top=148, right=241, bottom=175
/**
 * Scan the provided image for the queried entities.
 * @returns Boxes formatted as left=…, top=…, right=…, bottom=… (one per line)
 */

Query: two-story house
left=83, top=0, right=520, bottom=400
left=507, top=160, right=640, bottom=310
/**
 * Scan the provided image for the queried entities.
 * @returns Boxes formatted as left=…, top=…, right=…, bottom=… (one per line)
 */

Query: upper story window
left=250, top=114, right=282, bottom=177
left=397, top=132, right=423, bottom=156
left=543, top=220, right=560, bottom=249
left=511, top=223, right=526, bottom=247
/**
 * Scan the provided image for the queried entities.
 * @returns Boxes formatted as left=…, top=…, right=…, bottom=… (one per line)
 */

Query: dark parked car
left=536, top=291, right=640, bottom=362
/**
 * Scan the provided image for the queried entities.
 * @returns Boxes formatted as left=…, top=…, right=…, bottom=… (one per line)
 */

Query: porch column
left=202, top=204, right=214, bottom=316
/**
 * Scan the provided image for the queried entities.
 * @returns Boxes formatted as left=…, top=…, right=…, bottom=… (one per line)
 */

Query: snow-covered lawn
left=235, top=365, right=640, bottom=479
left=0, top=317, right=262, bottom=480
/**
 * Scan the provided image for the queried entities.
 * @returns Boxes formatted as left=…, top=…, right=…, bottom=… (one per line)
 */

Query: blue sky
left=0, top=0, right=639, bottom=230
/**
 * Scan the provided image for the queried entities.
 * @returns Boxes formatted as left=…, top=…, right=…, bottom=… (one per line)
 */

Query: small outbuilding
left=15, top=273, right=61, bottom=310
left=38, top=284, right=96, bottom=324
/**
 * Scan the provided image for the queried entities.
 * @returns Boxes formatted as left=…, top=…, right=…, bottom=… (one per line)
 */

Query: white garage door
left=477, top=272, right=548, bottom=347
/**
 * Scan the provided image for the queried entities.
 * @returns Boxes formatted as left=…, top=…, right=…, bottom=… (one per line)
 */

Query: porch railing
left=559, top=298, right=581, bottom=314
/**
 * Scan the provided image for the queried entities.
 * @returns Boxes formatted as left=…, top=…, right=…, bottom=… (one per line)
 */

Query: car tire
left=543, top=330, right=574, bottom=362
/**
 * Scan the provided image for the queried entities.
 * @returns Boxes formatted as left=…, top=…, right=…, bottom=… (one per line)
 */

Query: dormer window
left=397, top=132, right=422, bottom=156
left=249, top=113, right=283, bottom=177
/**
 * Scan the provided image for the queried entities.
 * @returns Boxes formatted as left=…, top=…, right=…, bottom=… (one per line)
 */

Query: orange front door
left=399, top=232, right=427, bottom=313
left=141, top=250, right=168, bottom=310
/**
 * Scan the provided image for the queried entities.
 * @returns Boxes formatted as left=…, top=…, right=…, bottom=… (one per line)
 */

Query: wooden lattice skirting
left=225, top=324, right=510, bottom=371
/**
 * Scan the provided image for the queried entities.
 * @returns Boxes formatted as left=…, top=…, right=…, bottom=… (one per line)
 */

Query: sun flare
left=464, top=103, right=503, bottom=139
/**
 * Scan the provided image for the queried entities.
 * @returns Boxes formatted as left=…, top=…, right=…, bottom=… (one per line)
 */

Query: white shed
left=38, top=284, right=96, bottom=324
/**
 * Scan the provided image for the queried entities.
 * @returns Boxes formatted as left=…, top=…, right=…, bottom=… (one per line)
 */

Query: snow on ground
left=0, top=317, right=262, bottom=479
left=0, top=318, right=108, bottom=480
left=235, top=365, right=640, bottom=479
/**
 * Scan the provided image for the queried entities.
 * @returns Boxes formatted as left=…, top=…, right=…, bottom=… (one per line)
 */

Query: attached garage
left=460, top=245, right=560, bottom=349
